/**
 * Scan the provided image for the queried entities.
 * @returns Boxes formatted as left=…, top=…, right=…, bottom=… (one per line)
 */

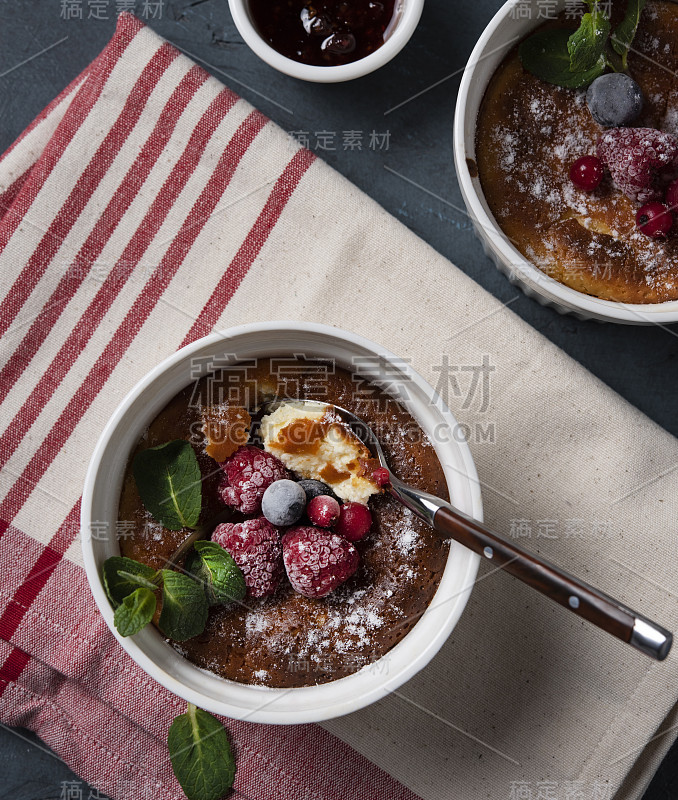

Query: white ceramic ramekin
left=81, top=321, right=482, bottom=724
left=453, top=0, right=678, bottom=325
left=227, top=0, right=424, bottom=83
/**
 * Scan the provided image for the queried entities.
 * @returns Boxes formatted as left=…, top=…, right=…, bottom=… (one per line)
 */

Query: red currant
left=372, top=467, right=390, bottom=487
left=335, top=502, right=372, bottom=542
left=569, top=155, right=603, bottom=192
left=306, top=495, right=340, bottom=528
left=665, top=178, right=678, bottom=213
left=636, top=202, right=673, bottom=238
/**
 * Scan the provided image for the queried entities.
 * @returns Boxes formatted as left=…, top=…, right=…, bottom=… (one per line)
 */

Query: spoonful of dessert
left=254, top=399, right=673, bottom=662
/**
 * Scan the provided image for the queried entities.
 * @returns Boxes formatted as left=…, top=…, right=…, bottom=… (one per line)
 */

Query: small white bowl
left=453, top=0, right=678, bottom=325
left=81, top=321, right=482, bottom=724
left=227, top=0, right=424, bottom=83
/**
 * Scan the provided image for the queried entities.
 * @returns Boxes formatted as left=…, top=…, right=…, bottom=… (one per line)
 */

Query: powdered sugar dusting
left=143, top=510, right=164, bottom=542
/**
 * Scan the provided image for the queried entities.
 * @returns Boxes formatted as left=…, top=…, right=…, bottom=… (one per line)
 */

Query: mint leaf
left=102, top=556, right=157, bottom=607
left=114, top=587, right=157, bottom=637
left=116, top=569, right=158, bottom=592
left=187, top=541, right=246, bottom=607
left=133, top=440, right=202, bottom=531
left=158, top=569, right=209, bottom=642
left=568, top=9, right=610, bottom=73
left=611, top=0, right=646, bottom=68
left=520, top=28, right=607, bottom=89
left=168, top=703, right=235, bottom=800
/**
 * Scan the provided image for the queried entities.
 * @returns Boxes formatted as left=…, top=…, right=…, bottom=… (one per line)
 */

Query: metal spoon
left=258, top=399, right=672, bottom=661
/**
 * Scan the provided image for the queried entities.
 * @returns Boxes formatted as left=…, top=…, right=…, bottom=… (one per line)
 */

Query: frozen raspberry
left=282, top=526, right=359, bottom=598
left=597, top=127, right=678, bottom=203
left=636, top=202, right=673, bottom=238
left=218, top=445, right=289, bottom=514
left=335, top=501, right=372, bottom=542
left=212, top=517, right=283, bottom=598
left=372, top=467, right=391, bottom=487
left=307, top=495, right=340, bottom=527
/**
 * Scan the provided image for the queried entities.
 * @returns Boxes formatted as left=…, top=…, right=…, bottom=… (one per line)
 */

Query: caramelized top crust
left=476, top=0, right=678, bottom=303
left=202, top=404, right=251, bottom=461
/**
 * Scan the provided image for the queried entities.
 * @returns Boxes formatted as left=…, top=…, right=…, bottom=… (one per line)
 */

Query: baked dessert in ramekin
left=117, top=356, right=451, bottom=688
left=81, top=322, right=482, bottom=723
left=454, top=0, right=678, bottom=323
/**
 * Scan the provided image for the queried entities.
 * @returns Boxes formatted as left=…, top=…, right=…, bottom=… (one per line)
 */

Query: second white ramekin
left=453, top=0, right=678, bottom=324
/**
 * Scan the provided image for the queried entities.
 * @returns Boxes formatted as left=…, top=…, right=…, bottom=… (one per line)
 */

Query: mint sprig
left=102, top=556, right=157, bottom=607
left=101, top=548, right=241, bottom=641
left=168, top=703, right=236, bottom=800
left=611, top=0, right=646, bottom=69
left=519, top=29, right=606, bottom=89
left=568, top=8, right=610, bottom=72
left=114, top=587, right=157, bottom=637
left=116, top=569, right=158, bottom=592
left=158, top=569, right=209, bottom=642
left=133, top=440, right=202, bottom=531
left=105, top=439, right=244, bottom=640
left=102, top=557, right=241, bottom=798
left=519, top=0, right=645, bottom=89
left=186, top=540, right=246, bottom=607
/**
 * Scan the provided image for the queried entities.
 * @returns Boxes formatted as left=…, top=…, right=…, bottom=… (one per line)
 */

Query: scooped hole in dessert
left=259, top=401, right=381, bottom=505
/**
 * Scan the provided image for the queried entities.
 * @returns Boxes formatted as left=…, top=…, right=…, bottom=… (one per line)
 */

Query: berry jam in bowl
left=228, top=0, right=424, bottom=82
left=453, top=0, right=678, bottom=324
left=81, top=321, right=482, bottom=723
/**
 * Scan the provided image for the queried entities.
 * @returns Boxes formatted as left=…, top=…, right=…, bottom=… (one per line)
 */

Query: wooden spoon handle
left=432, top=505, right=672, bottom=660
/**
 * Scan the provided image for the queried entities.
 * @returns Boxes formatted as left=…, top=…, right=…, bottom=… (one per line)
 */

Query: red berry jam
left=569, top=155, right=604, bottom=192
left=248, top=0, right=399, bottom=67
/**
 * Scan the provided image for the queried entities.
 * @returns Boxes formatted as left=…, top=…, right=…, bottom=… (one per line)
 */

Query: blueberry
left=261, top=479, right=306, bottom=527
left=586, top=73, right=643, bottom=128
left=297, top=479, right=339, bottom=503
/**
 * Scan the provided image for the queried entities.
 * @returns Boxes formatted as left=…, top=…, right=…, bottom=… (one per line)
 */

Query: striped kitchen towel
left=2, top=12, right=678, bottom=800
left=0, top=13, right=414, bottom=800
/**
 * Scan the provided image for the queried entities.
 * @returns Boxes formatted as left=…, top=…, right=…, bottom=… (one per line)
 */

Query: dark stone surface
left=0, top=0, right=675, bottom=797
